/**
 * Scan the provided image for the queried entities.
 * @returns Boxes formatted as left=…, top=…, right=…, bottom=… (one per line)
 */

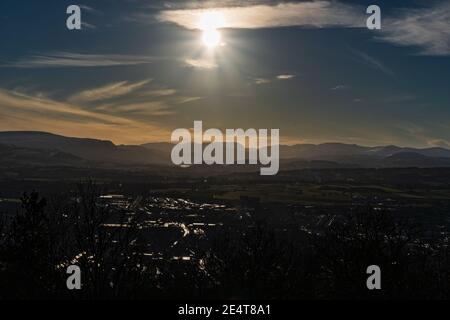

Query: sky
left=0, top=0, right=449, bottom=147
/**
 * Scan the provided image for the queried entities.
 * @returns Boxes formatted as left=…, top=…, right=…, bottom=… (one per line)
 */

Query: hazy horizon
left=2, top=129, right=450, bottom=151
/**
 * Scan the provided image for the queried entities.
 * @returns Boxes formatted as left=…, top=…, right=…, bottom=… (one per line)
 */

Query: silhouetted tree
left=0, top=192, right=59, bottom=298
left=314, top=207, right=415, bottom=299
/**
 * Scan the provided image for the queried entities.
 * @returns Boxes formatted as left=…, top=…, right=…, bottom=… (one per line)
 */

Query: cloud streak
left=69, top=80, right=152, bottom=103
left=158, top=1, right=364, bottom=30
left=277, top=74, right=295, bottom=80
left=184, top=58, right=218, bottom=69
left=381, top=2, right=450, bottom=56
left=351, top=49, right=394, bottom=77
left=253, top=74, right=295, bottom=84
left=0, top=88, right=172, bottom=144
left=2, top=52, right=159, bottom=68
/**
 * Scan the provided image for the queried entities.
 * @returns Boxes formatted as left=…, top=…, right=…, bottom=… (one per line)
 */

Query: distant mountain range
left=0, top=131, right=166, bottom=166
left=1, top=131, right=450, bottom=170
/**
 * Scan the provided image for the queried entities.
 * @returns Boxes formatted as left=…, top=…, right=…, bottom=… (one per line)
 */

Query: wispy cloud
left=81, top=21, right=97, bottom=30
left=144, top=89, right=178, bottom=97
left=158, top=1, right=364, bottom=30
left=175, top=96, right=204, bottom=104
left=69, top=80, right=152, bottom=103
left=0, top=88, right=172, bottom=144
left=428, top=139, right=450, bottom=148
left=184, top=58, right=218, bottom=69
left=97, top=101, right=175, bottom=116
left=253, top=74, right=295, bottom=85
left=381, top=2, right=450, bottom=56
left=0, top=89, right=132, bottom=126
left=79, top=5, right=101, bottom=14
left=2, top=52, right=159, bottom=69
left=153, top=0, right=268, bottom=10
left=351, top=49, right=394, bottom=77
left=253, top=78, right=272, bottom=85
left=276, top=74, right=295, bottom=80
left=65, top=78, right=194, bottom=122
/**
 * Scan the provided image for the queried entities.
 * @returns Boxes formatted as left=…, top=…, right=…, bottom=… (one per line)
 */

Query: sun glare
left=198, top=11, right=225, bottom=49
left=202, top=29, right=221, bottom=48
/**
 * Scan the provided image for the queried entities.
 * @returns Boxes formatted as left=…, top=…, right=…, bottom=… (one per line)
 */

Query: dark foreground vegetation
left=0, top=182, right=450, bottom=300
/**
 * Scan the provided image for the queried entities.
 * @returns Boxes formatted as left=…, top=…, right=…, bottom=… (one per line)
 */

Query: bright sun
left=202, top=29, right=221, bottom=48
left=198, top=11, right=225, bottom=48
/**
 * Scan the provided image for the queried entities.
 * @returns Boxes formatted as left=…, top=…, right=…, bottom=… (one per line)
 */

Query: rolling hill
left=1, top=131, right=450, bottom=170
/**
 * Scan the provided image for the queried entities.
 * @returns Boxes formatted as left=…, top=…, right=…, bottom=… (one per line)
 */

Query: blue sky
left=0, top=0, right=449, bottom=147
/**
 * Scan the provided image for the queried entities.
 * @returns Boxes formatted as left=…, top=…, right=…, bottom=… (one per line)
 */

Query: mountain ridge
left=1, top=131, right=450, bottom=169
